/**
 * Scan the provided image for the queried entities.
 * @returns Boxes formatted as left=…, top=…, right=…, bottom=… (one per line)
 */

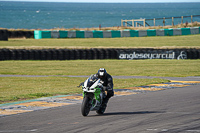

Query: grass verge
left=1, top=59, right=199, bottom=104
left=0, top=35, right=199, bottom=49
left=0, top=77, right=168, bottom=104
left=0, top=60, right=200, bottom=77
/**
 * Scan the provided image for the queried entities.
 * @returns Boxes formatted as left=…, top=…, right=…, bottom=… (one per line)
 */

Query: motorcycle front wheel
left=81, top=96, right=91, bottom=116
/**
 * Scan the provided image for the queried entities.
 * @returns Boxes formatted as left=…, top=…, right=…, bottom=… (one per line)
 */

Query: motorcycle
left=78, top=75, right=107, bottom=116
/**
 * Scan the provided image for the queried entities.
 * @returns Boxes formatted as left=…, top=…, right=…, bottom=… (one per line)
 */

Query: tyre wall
left=0, top=48, right=199, bottom=60
left=0, top=30, right=8, bottom=41
left=8, top=31, right=34, bottom=38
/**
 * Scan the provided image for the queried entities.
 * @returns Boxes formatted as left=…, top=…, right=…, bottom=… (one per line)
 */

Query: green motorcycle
left=80, top=75, right=106, bottom=116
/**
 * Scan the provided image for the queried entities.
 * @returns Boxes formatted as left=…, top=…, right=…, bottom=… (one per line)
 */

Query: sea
left=0, top=1, right=200, bottom=29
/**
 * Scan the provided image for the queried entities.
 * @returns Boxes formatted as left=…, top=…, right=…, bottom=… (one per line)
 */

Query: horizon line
left=1, top=0, right=200, bottom=3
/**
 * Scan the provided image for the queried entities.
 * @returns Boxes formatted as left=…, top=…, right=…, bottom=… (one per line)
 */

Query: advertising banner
left=118, top=50, right=187, bottom=60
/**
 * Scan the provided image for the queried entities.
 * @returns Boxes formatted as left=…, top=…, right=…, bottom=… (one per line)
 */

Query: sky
left=1, top=0, right=200, bottom=2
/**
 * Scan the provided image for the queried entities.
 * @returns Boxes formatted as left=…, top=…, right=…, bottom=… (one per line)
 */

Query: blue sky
left=1, top=0, right=200, bottom=2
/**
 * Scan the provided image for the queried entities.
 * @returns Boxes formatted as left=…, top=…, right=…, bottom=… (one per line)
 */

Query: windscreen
left=87, top=75, right=99, bottom=88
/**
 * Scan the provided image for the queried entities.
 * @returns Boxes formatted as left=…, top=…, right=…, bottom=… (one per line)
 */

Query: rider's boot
left=102, top=97, right=109, bottom=109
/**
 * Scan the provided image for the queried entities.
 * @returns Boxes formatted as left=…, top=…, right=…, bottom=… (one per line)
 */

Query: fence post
left=125, top=20, right=127, bottom=27
left=144, top=19, right=146, bottom=27
left=132, top=20, right=134, bottom=27
left=121, top=19, right=123, bottom=27
left=163, top=17, right=165, bottom=26
left=172, top=17, right=174, bottom=26
left=181, top=16, right=183, bottom=24
left=154, top=18, right=156, bottom=27
left=191, top=15, right=193, bottom=24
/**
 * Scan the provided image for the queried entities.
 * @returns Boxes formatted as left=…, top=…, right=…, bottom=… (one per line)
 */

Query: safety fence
left=0, top=48, right=199, bottom=60
left=34, top=27, right=200, bottom=39
left=121, top=15, right=200, bottom=27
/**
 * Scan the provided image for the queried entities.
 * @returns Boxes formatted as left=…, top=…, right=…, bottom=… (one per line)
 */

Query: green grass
left=1, top=59, right=199, bottom=103
left=0, top=35, right=200, bottom=49
left=0, top=35, right=200, bottom=104
left=0, top=77, right=84, bottom=103
left=0, top=60, right=200, bottom=77
left=0, top=77, right=168, bottom=104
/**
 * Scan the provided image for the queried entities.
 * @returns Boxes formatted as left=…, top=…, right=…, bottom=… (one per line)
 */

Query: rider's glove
left=77, top=82, right=84, bottom=88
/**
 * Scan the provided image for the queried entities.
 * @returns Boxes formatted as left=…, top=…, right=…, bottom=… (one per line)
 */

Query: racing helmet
left=97, top=68, right=107, bottom=79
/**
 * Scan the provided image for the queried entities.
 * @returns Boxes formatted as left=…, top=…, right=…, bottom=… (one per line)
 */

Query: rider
left=95, top=68, right=114, bottom=108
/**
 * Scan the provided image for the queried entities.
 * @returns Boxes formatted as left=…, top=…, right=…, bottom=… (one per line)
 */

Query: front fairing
left=81, top=75, right=105, bottom=111
left=82, top=75, right=100, bottom=93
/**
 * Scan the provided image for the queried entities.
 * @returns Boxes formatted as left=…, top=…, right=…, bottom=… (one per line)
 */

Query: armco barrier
left=130, top=30, right=139, bottom=37
left=173, top=28, right=182, bottom=36
left=59, top=31, right=68, bottom=38
left=147, top=29, right=156, bottom=36
left=93, top=31, right=103, bottom=38
left=85, top=31, right=93, bottom=38
left=156, top=29, right=165, bottom=36
left=76, top=31, right=85, bottom=38
left=181, top=28, right=191, bottom=35
left=51, top=31, right=60, bottom=38
left=164, top=29, right=173, bottom=36
left=111, top=30, right=121, bottom=38
left=34, top=27, right=200, bottom=39
left=2, top=27, right=199, bottom=39
left=103, top=31, right=112, bottom=38
left=121, top=30, right=130, bottom=37
left=68, top=31, right=76, bottom=38
left=0, top=48, right=200, bottom=60
left=190, top=27, right=199, bottom=34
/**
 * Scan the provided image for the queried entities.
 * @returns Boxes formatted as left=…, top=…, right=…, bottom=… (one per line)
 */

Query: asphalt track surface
left=0, top=76, right=200, bottom=133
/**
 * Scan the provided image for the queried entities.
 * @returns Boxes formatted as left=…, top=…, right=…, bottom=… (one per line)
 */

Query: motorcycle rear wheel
left=81, top=96, right=91, bottom=116
left=96, top=106, right=106, bottom=115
